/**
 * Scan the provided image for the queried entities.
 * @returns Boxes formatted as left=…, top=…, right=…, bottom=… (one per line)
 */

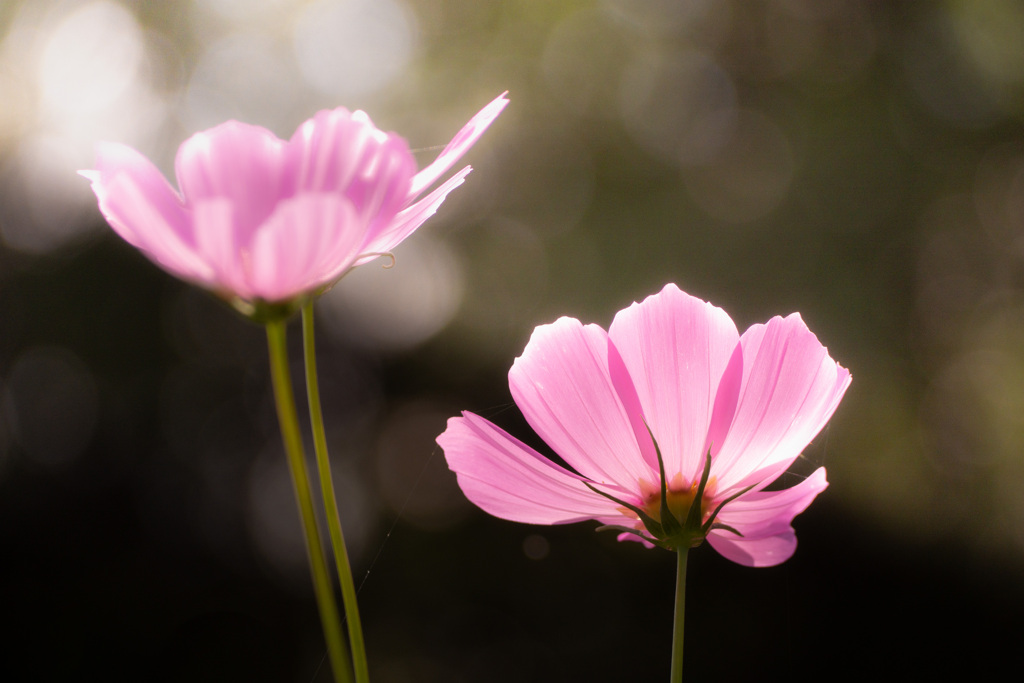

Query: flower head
left=80, top=93, right=508, bottom=317
left=438, top=284, right=850, bottom=567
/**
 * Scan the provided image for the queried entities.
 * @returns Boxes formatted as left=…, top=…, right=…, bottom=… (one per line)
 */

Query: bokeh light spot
left=184, top=31, right=302, bottom=132
left=292, top=0, right=416, bottom=99
left=37, top=1, right=144, bottom=119
left=374, top=402, right=471, bottom=532
left=319, top=235, right=464, bottom=352
left=619, top=50, right=737, bottom=167
left=682, top=109, right=795, bottom=224
left=6, top=346, right=98, bottom=468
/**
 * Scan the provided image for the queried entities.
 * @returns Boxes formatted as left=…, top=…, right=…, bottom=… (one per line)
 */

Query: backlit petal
left=408, top=92, right=509, bottom=200
left=247, top=193, right=366, bottom=301
left=357, top=166, right=471, bottom=263
left=609, top=284, right=739, bottom=481
left=288, top=108, right=415, bottom=235
left=706, top=530, right=798, bottom=568
left=509, top=317, right=654, bottom=489
left=712, top=467, right=828, bottom=540
left=82, top=143, right=212, bottom=284
left=711, top=313, right=851, bottom=492
left=439, top=412, right=620, bottom=524
left=175, top=121, right=287, bottom=244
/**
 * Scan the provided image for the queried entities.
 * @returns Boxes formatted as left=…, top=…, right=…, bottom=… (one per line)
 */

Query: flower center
left=644, top=485, right=699, bottom=524
left=632, top=472, right=718, bottom=529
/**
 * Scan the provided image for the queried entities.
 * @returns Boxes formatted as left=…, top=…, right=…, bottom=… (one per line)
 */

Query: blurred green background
left=2, top=0, right=1023, bottom=680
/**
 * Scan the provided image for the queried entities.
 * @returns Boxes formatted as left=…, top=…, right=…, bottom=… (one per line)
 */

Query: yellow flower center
left=644, top=484, right=700, bottom=524
left=625, top=472, right=718, bottom=529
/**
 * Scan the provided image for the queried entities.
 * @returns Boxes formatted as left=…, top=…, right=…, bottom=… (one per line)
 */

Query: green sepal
left=644, top=421, right=685, bottom=538
left=700, top=482, right=756, bottom=536
left=583, top=481, right=664, bottom=538
left=594, top=524, right=669, bottom=548
left=707, top=522, right=743, bottom=537
left=682, top=449, right=712, bottom=533
left=231, top=294, right=309, bottom=324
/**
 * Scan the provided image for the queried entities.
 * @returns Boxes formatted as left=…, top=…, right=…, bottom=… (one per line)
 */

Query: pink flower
left=80, top=94, right=508, bottom=309
left=438, top=284, right=850, bottom=567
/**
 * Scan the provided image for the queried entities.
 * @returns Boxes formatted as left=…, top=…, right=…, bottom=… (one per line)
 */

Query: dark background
left=2, top=1, right=1024, bottom=680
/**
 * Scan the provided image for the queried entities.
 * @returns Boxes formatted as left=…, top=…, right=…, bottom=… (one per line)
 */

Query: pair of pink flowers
left=82, top=94, right=849, bottom=569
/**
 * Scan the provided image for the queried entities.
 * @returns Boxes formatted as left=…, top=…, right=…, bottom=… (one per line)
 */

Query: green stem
left=302, top=302, right=370, bottom=683
left=266, top=319, right=353, bottom=683
left=671, top=546, right=688, bottom=683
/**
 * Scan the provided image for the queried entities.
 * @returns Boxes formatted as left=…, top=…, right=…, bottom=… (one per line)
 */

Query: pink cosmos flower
left=438, top=284, right=850, bottom=567
left=80, top=93, right=508, bottom=308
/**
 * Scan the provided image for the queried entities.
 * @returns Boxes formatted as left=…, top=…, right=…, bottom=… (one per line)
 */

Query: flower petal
left=192, top=193, right=369, bottom=301
left=191, top=199, right=245, bottom=295
left=81, top=143, right=212, bottom=284
left=407, top=92, right=509, bottom=200
left=708, top=467, right=827, bottom=568
left=439, top=412, right=620, bottom=524
left=711, top=313, right=851, bottom=492
left=357, top=166, right=472, bottom=263
left=288, top=108, right=415, bottom=235
left=248, top=193, right=367, bottom=300
left=608, top=284, right=740, bottom=482
left=712, top=467, right=827, bottom=541
left=509, top=317, right=655, bottom=490
left=175, top=121, right=287, bottom=243
left=706, top=531, right=797, bottom=568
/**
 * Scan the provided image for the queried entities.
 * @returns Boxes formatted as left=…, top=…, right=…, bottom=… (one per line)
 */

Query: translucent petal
left=713, top=467, right=827, bottom=540
left=174, top=121, right=287, bottom=243
left=247, top=193, right=366, bottom=301
left=710, top=314, right=851, bottom=492
left=706, top=530, right=797, bottom=568
left=288, top=108, right=415, bottom=234
left=408, top=92, right=509, bottom=199
left=608, top=284, right=739, bottom=481
left=439, top=412, right=621, bottom=524
left=509, top=317, right=655, bottom=489
left=81, top=143, right=212, bottom=283
left=358, top=166, right=471, bottom=263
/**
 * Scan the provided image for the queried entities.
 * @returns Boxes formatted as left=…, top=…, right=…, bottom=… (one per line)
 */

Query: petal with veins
left=440, top=412, right=620, bottom=524
left=408, top=92, right=509, bottom=200
left=510, top=317, right=655, bottom=489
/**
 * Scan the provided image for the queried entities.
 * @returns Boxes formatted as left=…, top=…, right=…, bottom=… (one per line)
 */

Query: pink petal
left=174, top=121, right=288, bottom=243
left=191, top=199, right=246, bottom=295
left=439, top=412, right=621, bottom=524
left=191, top=193, right=368, bottom=302
left=509, top=317, right=655, bottom=490
left=407, top=92, right=509, bottom=200
left=357, top=166, right=472, bottom=263
left=608, top=284, right=740, bottom=482
left=711, top=313, right=851, bottom=492
left=288, top=108, right=415, bottom=233
left=248, top=193, right=367, bottom=301
left=712, top=467, right=827, bottom=540
left=706, top=531, right=797, bottom=568
left=80, top=143, right=213, bottom=284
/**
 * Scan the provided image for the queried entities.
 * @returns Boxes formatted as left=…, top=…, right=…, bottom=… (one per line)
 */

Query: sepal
left=594, top=524, right=669, bottom=549
left=230, top=294, right=309, bottom=323
left=584, top=481, right=664, bottom=538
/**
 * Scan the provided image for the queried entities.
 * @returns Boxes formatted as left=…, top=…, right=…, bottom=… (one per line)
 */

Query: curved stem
left=266, top=319, right=352, bottom=683
left=302, top=302, right=370, bottom=683
left=671, top=546, right=688, bottom=683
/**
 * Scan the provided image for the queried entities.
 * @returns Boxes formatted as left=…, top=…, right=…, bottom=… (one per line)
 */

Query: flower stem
left=671, top=546, right=688, bottom=683
left=265, top=319, right=353, bottom=683
left=302, top=302, right=370, bottom=683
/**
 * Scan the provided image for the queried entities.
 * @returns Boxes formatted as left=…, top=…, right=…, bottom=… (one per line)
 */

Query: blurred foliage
left=2, top=0, right=1024, bottom=680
